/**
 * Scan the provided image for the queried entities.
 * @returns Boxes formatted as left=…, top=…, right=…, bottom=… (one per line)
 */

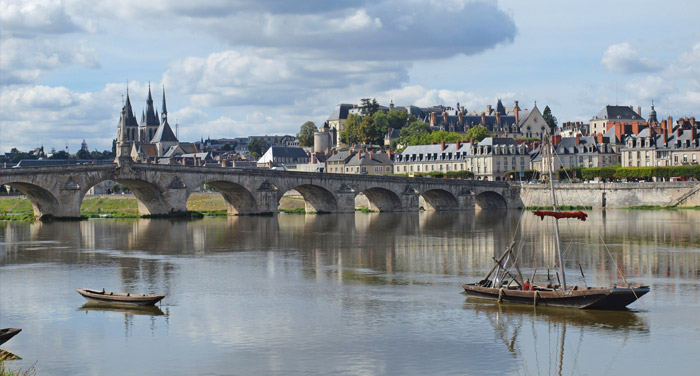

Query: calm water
left=1, top=210, right=699, bottom=375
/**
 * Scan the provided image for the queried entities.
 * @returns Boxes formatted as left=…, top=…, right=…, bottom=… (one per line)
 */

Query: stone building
left=620, top=118, right=699, bottom=168
left=115, top=85, right=188, bottom=163
left=590, top=105, right=646, bottom=136
left=393, top=138, right=531, bottom=181
left=531, top=134, right=619, bottom=174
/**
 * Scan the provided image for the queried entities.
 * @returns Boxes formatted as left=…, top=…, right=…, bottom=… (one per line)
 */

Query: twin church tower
left=116, top=84, right=180, bottom=162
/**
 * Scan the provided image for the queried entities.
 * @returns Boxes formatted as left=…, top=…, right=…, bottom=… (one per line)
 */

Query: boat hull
left=76, top=289, right=164, bottom=306
left=462, top=283, right=649, bottom=310
left=0, top=328, right=22, bottom=346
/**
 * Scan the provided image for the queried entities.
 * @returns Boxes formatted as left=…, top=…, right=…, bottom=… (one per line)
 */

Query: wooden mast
left=545, top=134, right=567, bottom=291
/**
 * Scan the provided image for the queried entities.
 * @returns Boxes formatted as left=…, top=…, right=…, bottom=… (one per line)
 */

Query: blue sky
left=1, top=0, right=699, bottom=153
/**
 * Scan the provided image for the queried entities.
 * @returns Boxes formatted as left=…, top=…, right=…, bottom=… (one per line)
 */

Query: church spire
left=161, top=86, right=168, bottom=124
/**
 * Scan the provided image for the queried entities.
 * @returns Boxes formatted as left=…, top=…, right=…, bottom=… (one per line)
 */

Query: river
left=1, top=209, right=699, bottom=375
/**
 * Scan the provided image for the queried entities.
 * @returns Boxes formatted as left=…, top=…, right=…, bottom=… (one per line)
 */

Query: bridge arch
left=474, top=191, right=507, bottom=209
left=359, top=187, right=402, bottom=212
left=1, top=181, right=61, bottom=219
left=115, top=178, right=181, bottom=215
left=288, top=184, right=337, bottom=214
left=205, top=180, right=258, bottom=215
left=420, top=189, right=459, bottom=211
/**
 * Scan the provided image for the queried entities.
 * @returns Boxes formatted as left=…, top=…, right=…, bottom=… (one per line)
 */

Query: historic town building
left=116, top=85, right=191, bottom=163
left=393, top=138, right=531, bottom=181
left=620, top=118, right=699, bottom=168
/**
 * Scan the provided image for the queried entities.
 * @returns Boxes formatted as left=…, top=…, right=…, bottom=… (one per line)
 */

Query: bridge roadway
left=0, top=159, right=522, bottom=219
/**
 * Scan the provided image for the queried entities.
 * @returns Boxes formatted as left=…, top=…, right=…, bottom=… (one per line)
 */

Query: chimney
left=632, top=121, right=640, bottom=135
left=311, top=154, right=317, bottom=164
left=221, top=159, right=226, bottom=167
left=470, top=138, right=475, bottom=147
left=615, top=123, right=623, bottom=142
left=677, top=127, right=683, bottom=137
left=440, top=141, right=446, bottom=151
left=663, top=127, right=668, bottom=145
left=487, top=105, right=492, bottom=114
left=668, top=116, right=673, bottom=134
left=597, top=133, right=604, bottom=144
left=456, top=140, right=461, bottom=150
left=496, top=112, right=501, bottom=124
left=606, top=121, right=615, bottom=132
left=629, top=105, right=633, bottom=111
left=576, top=134, right=581, bottom=145
left=551, top=135, right=561, bottom=146
left=443, top=111, right=448, bottom=124
left=386, top=149, right=391, bottom=159
left=514, top=101, right=520, bottom=124
left=691, top=117, right=696, bottom=126
left=430, top=112, right=436, bottom=127
left=458, top=111, right=463, bottom=125
left=637, top=106, right=641, bottom=116
left=481, top=112, right=486, bottom=125
left=692, top=126, right=697, bottom=141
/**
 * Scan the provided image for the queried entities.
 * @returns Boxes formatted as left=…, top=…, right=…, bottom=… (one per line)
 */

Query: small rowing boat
left=76, top=288, right=164, bottom=306
left=0, top=328, right=21, bottom=346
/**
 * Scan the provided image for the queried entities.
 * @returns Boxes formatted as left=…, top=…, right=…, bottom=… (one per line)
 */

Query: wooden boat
left=76, top=288, right=164, bottom=306
left=0, top=328, right=21, bottom=346
left=462, top=135, right=649, bottom=310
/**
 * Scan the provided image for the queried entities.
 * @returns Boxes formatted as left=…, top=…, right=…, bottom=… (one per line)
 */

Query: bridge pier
left=457, top=191, right=476, bottom=211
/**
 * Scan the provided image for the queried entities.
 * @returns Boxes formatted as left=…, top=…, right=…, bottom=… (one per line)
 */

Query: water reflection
left=78, top=302, right=165, bottom=316
left=464, top=300, right=649, bottom=375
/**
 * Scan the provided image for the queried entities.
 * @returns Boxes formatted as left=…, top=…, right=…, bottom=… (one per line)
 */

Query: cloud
left=0, top=37, right=101, bottom=84
left=164, top=49, right=409, bottom=108
left=0, top=0, right=81, bottom=37
left=601, top=42, right=662, bottom=74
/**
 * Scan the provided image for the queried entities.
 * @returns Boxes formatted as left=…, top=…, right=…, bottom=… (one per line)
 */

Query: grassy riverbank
left=0, top=193, right=308, bottom=221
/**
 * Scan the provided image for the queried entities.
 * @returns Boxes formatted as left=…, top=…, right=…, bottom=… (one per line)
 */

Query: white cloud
left=0, top=37, right=100, bottom=84
left=0, top=0, right=81, bottom=37
left=601, top=42, right=662, bottom=74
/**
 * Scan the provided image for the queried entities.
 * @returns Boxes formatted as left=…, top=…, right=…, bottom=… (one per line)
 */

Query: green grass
left=0, top=358, right=37, bottom=376
left=356, top=207, right=378, bottom=213
left=627, top=205, right=700, bottom=210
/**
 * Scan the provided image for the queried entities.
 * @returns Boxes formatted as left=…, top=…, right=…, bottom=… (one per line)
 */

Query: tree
left=77, top=140, right=91, bottom=159
left=49, top=150, right=70, bottom=159
left=398, top=121, right=431, bottom=146
left=247, top=139, right=269, bottom=157
left=387, top=109, right=410, bottom=130
left=359, top=98, right=380, bottom=117
left=543, top=106, right=558, bottom=133
left=340, top=113, right=362, bottom=145
left=465, top=125, right=492, bottom=142
left=296, top=121, right=318, bottom=147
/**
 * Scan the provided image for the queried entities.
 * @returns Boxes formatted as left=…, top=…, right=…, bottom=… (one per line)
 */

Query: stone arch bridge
left=0, top=161, right=523, bottom=219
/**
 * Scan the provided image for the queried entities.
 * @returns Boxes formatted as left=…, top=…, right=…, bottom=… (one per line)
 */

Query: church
left=115, top=85, right=196, bottom=163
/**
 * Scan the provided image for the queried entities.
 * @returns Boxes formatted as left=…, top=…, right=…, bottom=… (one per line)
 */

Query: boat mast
left=545, top=134, right=567, bottom=291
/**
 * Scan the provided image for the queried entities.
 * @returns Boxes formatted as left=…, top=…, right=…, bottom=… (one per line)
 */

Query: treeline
left=340, top=98, right=493, bottom=148
left=557, top=165, right=700, bottom=180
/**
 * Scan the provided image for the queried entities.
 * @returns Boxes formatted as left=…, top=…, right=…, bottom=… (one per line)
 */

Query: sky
left=1, top=0, right=699, bottom=154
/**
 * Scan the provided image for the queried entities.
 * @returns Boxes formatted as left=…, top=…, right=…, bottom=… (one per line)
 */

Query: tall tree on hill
left=387, top=109, right=412, bottom=130
left=248, top=139, right=269, bottom=158
left=543, top=106, right=558, bottom=133
left=340, top=113, right=362, bottom=145
left=297, top=121, right=318, bottom=147
left=359, top=98, right=380, bottom=117
left=465, top=125, right=492, bottom=142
